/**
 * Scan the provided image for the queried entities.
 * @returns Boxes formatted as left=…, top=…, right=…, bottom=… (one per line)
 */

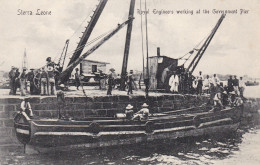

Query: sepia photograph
left=0, top=0, right=259, bottom=164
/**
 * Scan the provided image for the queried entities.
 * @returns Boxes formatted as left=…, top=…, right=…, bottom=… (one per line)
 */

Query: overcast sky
left=0, top=0, right=259, bottom=77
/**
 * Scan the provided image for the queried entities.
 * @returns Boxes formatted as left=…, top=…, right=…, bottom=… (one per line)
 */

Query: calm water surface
left=0, top=86, right=259, bottom=165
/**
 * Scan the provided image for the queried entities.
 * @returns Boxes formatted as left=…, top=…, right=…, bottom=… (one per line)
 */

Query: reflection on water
left=1, top=127, right=260, bottom=165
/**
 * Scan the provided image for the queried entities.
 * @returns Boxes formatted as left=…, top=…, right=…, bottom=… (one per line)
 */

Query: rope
left=140, top=0, right=145, bottom=79
left=53, top=0, right=99, bottom=63
left=64, top=28, right=114, bottom=60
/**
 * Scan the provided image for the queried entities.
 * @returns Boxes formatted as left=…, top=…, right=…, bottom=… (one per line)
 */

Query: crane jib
left=59, top=18, right=133, bottom=83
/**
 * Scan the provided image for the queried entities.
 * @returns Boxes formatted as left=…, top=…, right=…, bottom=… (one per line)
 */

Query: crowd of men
left=167, top=71, right=245, bottom=109
left=95, top=68, right=136, bottom=95
left=9, top=57, right=57, bottom=96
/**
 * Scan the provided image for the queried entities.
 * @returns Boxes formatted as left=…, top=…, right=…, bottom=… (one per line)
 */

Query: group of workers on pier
left=8, top=57, right=57, bottom=96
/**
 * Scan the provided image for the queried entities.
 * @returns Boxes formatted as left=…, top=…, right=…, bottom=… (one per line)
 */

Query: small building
left=148, top=48, right=178, bottom=90
left=80, top=59, right=109, bottom=75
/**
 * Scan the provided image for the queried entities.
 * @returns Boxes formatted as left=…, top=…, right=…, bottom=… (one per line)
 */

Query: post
left=120, top=0, right=136, bottom=90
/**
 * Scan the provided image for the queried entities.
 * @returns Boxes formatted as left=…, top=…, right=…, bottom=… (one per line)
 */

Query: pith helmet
left=126, top=104, right=133, bottom=110
left=142, top=103, right=149, bottom=107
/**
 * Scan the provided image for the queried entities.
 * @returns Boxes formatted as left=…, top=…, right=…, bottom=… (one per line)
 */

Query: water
left=0, top=128, right=259, bottom=165
left=0, top=86, right=259, bottom=165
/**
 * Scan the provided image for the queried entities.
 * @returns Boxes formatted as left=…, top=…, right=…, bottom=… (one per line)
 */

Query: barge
left=14, top=104, right=242, bottom=150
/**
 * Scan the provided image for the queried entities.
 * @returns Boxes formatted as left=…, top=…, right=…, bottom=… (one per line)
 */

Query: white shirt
left=21, top=101, right=32, bottom=111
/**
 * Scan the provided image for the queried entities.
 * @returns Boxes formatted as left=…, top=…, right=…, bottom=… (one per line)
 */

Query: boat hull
left=14, top=106, right=242, bottom=149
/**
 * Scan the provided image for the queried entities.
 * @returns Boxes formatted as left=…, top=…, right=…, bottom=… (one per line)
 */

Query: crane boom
left=185, top=14, right=226, bottom=74
left=57, top=39, right=69, bottom=72
left=59, top=18, right=133, bottom=83
left=63, top=0, right=108, bottom=81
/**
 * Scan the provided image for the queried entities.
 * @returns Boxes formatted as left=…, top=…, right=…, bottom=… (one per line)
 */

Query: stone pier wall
left=0, top=94, right=209, bottom=145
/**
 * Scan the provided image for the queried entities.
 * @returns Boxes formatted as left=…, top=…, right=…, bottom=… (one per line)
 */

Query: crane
left=57, top=39, right=69, bottom=72
left=185, top=14, right=226, bottom=74
left=62, top=0, right=108, bottom=82
left=59, top=18, right=134, bottom=83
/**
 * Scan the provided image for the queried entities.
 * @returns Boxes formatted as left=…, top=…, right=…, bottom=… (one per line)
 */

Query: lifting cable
left=140, top=0, right=145, bottom=79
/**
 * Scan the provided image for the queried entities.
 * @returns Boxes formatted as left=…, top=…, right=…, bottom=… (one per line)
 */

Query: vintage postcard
left=0, top=0, right=259, bottom=164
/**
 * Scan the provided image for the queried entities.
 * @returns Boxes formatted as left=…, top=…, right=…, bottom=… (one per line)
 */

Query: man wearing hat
left=125, top=104, right=134, bottom=120
left=8, top=66, right=16, bottom=95
left=107, top=68, right=115, bottom=95
left=19, top=68, right=28, bottom=96
left=27, top=69, right=35, bottom=95
left=127, top=70, right=134, bottom=95
left=20, top=96, right=33, bottom=118
left=132, top=103, right=150, bottom=120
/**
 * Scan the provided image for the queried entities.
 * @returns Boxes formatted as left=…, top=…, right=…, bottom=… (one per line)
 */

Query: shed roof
left=82, top=59, right=110, bottom=64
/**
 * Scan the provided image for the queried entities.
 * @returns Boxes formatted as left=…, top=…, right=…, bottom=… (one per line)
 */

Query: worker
left=13, top=68, right=20, bottom=95
left=197, top=71, right=203, bottom=95
left=107, top=68, right=115, bottom=95
left=213, top=92, right=223, bottom=110
left=125, top=104, right=134, bottom=120
left=227, top=76, right=233, bottom=94
left=40, top=68, right=48, bottom=95
left=192, top=77, right=198, bottom=94
left=19, top=68, right=27, bottom=96
left=20, top=96, right=33, bottom=118
left=47, top=62, right=56, bottom=95
left=239, top=77, right=245, bottom=98
left=203, top=75, right=210, bottom=94
left=99, top=70, right=106, bottom=90
left=187, top=72, right=194, bottom=94
left=8, top=66, right=16, bottom=95
left=132, top=103, right=149, bottom=120
left=127, top=70, right=134, bottom=95
left=222, top=91, right=229, bottom=107
left=27, top=69, right=35, bottom=94
left=169, top=71, right=179, bottom=93
left=33, top=70, right=41, bottom=95
left=212, top=74, right=220, bottom=87
left=75, top=68, right=80, bottom=90
left=233, top=75, right=239, bottom=96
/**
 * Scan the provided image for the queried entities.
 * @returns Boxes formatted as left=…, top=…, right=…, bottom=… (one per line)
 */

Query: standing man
left=40, top=68, right=48, bottom=95
left=47, top=60, right=56, bottom=95
left=19, top=68, right=27, bottom=96
left=13, top=68, right=20, bottom=95
left=127, top=70, right=134, bottom=95
left=75, top=68, right=80, bottom=90
left=203, top=75, right=210, bottom=94
left=227, top=75, right=233, bottom=94
left=107, top=68, right=115, bottom=95
left=233, top=75, right=239, bottom=96
left=197, top=71, right=203, bottom=95
left=99, top=70, right=106, bottom=90
left=8, top=66, right=16, bottom=95
left=27, top=69, right=35, bottom=95
left=34, top=70, right=41, bottom=95
left=212, top=74, right=220, bottom=87
left=187, top=72, right=194, bottom=94
left=169, top=71, right=179, bottom=93
left=239, top=77, right=245, bottom=98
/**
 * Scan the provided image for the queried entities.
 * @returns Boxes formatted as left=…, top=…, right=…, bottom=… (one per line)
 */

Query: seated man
left=125, top=104, right=134, bottom=120
left=20, top=96, right=33, bottom=118
left=132, top=103, right=149, bottom=120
